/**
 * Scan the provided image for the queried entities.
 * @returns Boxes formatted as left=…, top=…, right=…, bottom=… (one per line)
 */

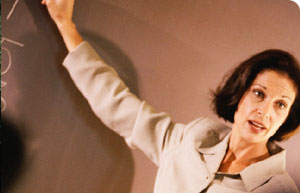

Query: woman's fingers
left=42, top=0, right=75, bottom=26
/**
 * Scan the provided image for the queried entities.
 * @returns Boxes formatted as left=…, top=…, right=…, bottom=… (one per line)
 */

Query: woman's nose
left=257, top=101, right=272, bottom=119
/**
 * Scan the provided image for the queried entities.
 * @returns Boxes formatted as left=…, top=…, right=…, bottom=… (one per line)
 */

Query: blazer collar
left=240, top=143, right=286, bottom=192
left=198, top=133, right=286, bottom=192
left=197, top=133, right=231, bottom=175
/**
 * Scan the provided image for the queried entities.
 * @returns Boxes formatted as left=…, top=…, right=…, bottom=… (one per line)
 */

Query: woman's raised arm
left=42, top=0, right=83, bottom=51
left=41, top=0, right=191, bottom=166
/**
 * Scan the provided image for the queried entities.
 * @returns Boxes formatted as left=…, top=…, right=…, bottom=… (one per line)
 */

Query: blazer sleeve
left=62, top=42, right=188, bottom=166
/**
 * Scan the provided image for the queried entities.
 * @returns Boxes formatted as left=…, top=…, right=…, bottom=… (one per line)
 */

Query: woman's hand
left=41, top=0, right=74, bottom=27
left=42, top=0, right=83, bottom=51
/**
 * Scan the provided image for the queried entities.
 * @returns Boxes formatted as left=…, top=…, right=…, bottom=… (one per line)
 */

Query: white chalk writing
left=1, top=37, right=24, bottom=112
left=7, top=0, right=20, bottom=20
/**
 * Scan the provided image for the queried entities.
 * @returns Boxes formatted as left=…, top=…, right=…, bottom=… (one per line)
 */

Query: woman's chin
left=241, top=130, right=267, bottom=144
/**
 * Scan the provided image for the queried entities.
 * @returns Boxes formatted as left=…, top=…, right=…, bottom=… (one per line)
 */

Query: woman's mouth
left=248, top=120, right=267, bottom=133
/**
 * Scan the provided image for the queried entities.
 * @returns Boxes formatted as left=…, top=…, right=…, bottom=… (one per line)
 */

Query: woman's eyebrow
left=254, top=84, right=293, bottom=101
left=282, top=95, right=292, bottom=101
left=253, top=84, right=267, bottom=90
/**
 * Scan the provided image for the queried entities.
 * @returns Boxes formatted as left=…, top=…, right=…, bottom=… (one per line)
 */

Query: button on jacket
left=62, top=42, right=299, bottom=193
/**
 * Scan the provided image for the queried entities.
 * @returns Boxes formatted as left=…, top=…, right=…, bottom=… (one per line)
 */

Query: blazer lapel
left=158, top=137, right=215, bottom=192
left=198, top=133, right=230, bottom=175
left=158, top=132, right=231, bottom=193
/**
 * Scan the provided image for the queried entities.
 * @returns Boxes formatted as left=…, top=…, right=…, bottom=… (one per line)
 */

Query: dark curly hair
left=212, top=49, right=300, bottom=141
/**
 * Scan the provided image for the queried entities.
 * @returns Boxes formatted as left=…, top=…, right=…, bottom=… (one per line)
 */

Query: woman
left=42, top=0, right=300, bottom=192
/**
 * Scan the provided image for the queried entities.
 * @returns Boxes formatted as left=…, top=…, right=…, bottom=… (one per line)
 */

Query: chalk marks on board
left=1, top=38, right=24, bottom=112
left=6, top=0, right=20, bottom=20
left=1, top=38, right=24, bottom=47
left=1, top=0, right=24, bottom=112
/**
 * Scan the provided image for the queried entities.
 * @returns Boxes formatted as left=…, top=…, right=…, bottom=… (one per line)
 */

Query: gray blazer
left=63, top=42, right=299, bottom=193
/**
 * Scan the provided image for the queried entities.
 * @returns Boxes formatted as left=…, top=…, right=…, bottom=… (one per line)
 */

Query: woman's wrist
left=56, top=21, right=83, bottom=52
left=56, top=20, right=76, bottom=33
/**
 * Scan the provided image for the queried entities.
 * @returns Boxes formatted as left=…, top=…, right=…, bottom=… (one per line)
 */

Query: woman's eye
left=254, top=90, right=264, bottom=99
left=277, top=102, right=287, bottom=109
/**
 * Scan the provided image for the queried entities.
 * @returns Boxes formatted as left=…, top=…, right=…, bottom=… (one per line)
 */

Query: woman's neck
left=229, top=131, right=269, bottom=161
left=218, top=131, right=270, bottom=173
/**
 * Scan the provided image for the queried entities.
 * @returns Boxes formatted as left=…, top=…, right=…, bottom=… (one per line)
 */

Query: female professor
left=42, top=0, right=300, bottom=192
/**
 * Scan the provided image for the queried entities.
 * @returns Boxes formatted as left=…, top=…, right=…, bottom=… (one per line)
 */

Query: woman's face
left=232, top=70, right=297, bottom=144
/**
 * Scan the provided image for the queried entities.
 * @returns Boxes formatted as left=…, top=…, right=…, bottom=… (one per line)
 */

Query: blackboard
left=2, top=1, right=137, bottom=192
